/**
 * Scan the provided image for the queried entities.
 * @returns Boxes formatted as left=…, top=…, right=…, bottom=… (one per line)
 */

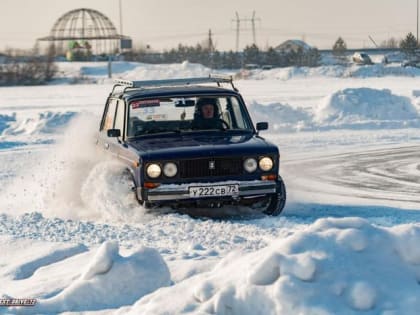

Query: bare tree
left=380, top=37, right=400, bottom=48
left=0, top=45, right=57, bottom=86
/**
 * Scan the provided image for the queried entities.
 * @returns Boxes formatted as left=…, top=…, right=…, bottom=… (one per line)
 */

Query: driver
left=192, top=97, right=224, bottom=130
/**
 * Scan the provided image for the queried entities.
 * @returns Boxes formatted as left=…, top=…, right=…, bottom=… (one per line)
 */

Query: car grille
left=179, top=157, right=243, bottom=178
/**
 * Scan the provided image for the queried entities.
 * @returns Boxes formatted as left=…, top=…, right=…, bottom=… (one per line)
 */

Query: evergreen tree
left=265, top=47, right=279, bottom=66
left=332, top=37, right=347, bottom=55
left=243, top=44, right=260, bottom=65
left=296, top=47, right=305, bottom=66
left=400, top=32, right=418, bottom=55
left=211, top=50, right=222, bottom=69
left=223, top=51, right=241, bottom=69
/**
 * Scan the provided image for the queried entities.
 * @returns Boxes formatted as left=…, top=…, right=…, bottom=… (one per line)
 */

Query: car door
left=98, top=98, right=119, bottom=156
left=113, top=99, right=129, bottom=159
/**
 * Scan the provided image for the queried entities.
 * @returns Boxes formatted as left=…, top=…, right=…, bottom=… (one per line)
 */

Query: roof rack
left=111, top=75, right=237, bottom=94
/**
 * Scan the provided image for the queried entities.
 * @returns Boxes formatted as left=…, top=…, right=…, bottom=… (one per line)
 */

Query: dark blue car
left=97, top=76, right=286, bottom=215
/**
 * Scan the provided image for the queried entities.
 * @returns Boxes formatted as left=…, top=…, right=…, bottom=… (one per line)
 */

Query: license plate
left=189, top=184, right=239, bottom=198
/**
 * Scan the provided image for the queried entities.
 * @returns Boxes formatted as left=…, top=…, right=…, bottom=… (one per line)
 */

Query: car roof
left=116, top=85, right=241, bottom=101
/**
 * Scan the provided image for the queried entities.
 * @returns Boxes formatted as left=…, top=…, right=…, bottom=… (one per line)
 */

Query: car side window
left=114, top=100, right=125, bottom=134
left=219, top=98, right=232, bottom=128
left=230, top=97, right=248, bottom=129
left=103, top=99, right=117, bottom=131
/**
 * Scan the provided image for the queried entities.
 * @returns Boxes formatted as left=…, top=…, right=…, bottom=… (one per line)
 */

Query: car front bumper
left=139, top=180, right=277, bottom=201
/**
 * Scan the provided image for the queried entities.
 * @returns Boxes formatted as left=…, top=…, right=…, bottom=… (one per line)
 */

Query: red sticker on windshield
left=131, top=99, right=160, bottom=109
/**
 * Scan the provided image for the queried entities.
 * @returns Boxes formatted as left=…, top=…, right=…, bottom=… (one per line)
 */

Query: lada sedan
left=97, top=76, right=286, bottom=215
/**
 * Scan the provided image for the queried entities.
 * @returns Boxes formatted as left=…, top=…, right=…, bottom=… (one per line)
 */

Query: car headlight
left=244, top=158, right=258, bottom=173
left=163, top=162, right=177, bottom=177
left=146, top=163, right=161, bottom=178
left=259, top=157, right=273, bottom=171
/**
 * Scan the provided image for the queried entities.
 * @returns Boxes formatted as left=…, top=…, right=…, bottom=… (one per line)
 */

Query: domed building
left=38, top=8, right=131, bottom=59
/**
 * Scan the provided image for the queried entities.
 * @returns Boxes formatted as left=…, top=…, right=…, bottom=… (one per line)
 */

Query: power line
left=231, top=11, right=261, bottom=51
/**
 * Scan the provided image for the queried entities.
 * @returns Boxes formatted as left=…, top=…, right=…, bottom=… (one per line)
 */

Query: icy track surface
left=0, top=62, right=420, bottom=314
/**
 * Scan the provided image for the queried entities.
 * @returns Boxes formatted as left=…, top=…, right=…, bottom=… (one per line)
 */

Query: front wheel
left=263, top=176, right=286, bottom=216
left=133, top=187, right=154, bottom=209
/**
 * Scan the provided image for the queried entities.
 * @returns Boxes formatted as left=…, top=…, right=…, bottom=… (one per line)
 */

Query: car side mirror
left=256, top=122, right=268, bottom=131
left=107, top=128, right=121, bottom=137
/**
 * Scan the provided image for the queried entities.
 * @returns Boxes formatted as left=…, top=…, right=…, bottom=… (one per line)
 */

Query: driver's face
left=201, top=104, right=215, bottom=119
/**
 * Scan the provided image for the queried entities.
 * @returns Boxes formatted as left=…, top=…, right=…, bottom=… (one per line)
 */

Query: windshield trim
left=126, top=93, right=255, bottom=138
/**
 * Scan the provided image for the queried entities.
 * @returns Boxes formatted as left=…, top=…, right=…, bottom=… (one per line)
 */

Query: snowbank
left=315, top=88, right=420, bottom=129
left=53, top=60, right=420, bottom=86
left=5, top=241, right=171, bottom=314
left=248, top=101, right=313, bottom=131
left=249, top=63, right=420, bottom=80
left=249, top=87, right=420, bottom=132
left=56, top=60, right=234, bottom=84
left=117, top=217, right=420, bottom=315
left=0, top=111, right=77, bottom=137
left=111, top=60, right=217, bottom=81
left=3, top=218, right=419, bottom=315
left=0, top=237, right=87, bottom=282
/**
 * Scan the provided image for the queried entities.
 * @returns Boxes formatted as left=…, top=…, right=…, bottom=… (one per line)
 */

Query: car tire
left=134, top=193, right=155, bottom=209
left=124, top=168, right=144, bottom=205
left=143, top=201, right=154, bottom=209
left=263, top=176, right=286, bottom=216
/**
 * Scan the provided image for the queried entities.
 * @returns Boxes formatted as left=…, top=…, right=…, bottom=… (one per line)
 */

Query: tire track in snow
left=284, top=145, right=420, bottom=208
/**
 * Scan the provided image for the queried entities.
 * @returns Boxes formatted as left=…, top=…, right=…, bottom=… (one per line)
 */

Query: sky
left=0, top=0, right=417, bottom=52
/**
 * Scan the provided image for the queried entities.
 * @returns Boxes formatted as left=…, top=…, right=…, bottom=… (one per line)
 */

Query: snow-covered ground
left=1, top=61, right=420, bottom=314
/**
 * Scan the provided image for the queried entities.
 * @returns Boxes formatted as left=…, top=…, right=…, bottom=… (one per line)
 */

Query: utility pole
left=208, top=29, right=214, bottom=52
left=417, top=0, right=419, bottom=44
left=208, top=29, right=214, bottom=68
left=119, top=0, right=123, bottom=35
left=233, top=12, right=240, bottom=52
left=251, top=11, right=257, bottom=45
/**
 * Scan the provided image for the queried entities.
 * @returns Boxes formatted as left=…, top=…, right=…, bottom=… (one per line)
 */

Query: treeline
left=0, top=42, right=321, bottom=85
left=120, top=44, right=321, bottom=69
left=0, top=46, right=57, bottom=86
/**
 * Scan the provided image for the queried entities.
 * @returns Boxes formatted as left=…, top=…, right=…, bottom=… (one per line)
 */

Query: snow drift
left=3, top=218, right=419, bottom=315
left=0, top=111, right=77, bottom=137
left=248, top=101, right=313, bottom=131
left=58, top=60, right=229, bottom=84
left=315, top=88, right=420, bottom=129
left=248, top=63, right=420, bottom=80
left=117, top=217, right=420, bottom=315
left=4, top=241, right=171, bottom=314
left=58, top=60, right=420, bottom=85
left=249, top=87, right=420, bottom=132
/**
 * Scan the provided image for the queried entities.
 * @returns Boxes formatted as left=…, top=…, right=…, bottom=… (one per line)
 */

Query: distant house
left=274, top=40, right=312, bottom=53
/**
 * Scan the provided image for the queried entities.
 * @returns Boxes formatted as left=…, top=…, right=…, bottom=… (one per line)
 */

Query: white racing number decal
left=131, top=99, right=160, bottom=109
left=189, top=184, right=239, bottom=198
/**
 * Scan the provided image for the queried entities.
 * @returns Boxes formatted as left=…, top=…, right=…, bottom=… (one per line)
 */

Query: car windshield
left=127, top=95, right=253, bottom=137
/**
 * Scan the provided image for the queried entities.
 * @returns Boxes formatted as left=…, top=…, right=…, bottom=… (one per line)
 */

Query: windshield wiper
left=141, top=128, right=182, bottom=135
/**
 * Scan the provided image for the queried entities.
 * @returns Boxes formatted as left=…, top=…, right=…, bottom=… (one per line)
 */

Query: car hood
left=128, top=132, right=277, bottom=160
